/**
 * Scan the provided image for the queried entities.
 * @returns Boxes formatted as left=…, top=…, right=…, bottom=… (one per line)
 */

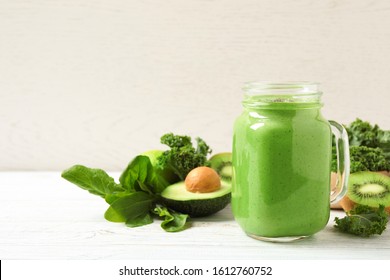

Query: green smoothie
left=232, top=100, right=332, bottom=238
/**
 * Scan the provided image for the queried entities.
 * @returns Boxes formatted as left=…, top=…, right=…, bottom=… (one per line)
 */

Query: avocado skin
left=161, top=193, right=231, bottom=217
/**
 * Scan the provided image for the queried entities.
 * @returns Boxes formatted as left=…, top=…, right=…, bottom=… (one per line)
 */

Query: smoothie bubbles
left=232, top=82, right=350, bottom=242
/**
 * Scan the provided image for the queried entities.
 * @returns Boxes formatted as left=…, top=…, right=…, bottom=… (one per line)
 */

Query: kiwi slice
left=346, top=171, right=390, bottom=208
left=209, top=152, right=232, bottom=183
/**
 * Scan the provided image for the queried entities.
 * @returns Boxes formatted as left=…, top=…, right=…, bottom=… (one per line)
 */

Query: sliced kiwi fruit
left=340, top=171, right=390, bottom=214
left=209, top=152, right=232, bottom=183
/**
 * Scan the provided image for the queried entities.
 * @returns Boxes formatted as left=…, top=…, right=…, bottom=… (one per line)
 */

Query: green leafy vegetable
left=153, top=205, right=188, bottom=232
left=332, top=146, right=390, bottom=173
left=61, top=165, right=123, bottom=198
left=347, top=118, right=382, bottom=147
left=346, top=118, right=390, bottom=161
left=104, top=192, right=155, bottom=226
left=126, top=212, right=154, bottom=228
left=334, top=204, right=388, bottom=237
left=119, top=155, right=169, bottom=194
left=332, top=119, right=390, bottom=173
left=61, top=133, right=213, bottom=232
left=157, top=133, right=212, bottom=180
left=378, top=130, right=390, bottom=161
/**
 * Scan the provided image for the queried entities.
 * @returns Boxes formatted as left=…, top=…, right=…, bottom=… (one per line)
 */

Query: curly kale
left=378, top=130, right=390, bottom=162
left=334, top=204, right=388, bottom=237
left=332, top=119, right=390, bottom=172
left=157, top=133, right=212, bottom=180
left=346, top=118, right=390, bottom=161
left=332, top=146, right=390, bottom=173
left=347, top=118, right=382, bottom=147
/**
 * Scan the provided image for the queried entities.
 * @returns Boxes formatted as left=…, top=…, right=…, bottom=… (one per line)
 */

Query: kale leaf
left=332, top=119, right=390, bottom=172
left=334, top=204, right=388, bottom=237
left=157, top=133, right=212, bottom=180
left=378, top=130, right=390, bottom=162
left=331, top=146, right=390, bottom=173
left=346, top=118, right=390, bottom=161
left=347, top=118, right=382, bottom=147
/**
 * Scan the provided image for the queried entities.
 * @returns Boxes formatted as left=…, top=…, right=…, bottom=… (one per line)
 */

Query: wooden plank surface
left=0, top=172, right=389, bottom=260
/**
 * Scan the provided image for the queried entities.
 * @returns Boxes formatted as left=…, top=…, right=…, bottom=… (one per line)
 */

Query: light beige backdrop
left=1, top=0, right=389, bottom=171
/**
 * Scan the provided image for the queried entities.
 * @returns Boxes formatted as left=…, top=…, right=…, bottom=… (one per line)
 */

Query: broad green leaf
left=105, top=192, right=131, bottom=205
left=153, top=205, right=189, bottom=232
left=61, top=165, right=123, bottom=198
left=119, top=155, right=169, bottom=194
left=104, top=192, right=155, bottom=224
left=126, top=212, right=153, bottom=228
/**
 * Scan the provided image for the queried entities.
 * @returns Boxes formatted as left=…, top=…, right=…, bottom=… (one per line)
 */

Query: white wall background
left=1, top=0, right=389, bottom=171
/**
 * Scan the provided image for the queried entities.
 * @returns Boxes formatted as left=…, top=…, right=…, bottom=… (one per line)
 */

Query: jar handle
left=329, top=120, right=350, bottom=203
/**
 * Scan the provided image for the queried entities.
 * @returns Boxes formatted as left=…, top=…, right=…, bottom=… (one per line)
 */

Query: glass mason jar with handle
left=232, top=81, right=349, bottom=242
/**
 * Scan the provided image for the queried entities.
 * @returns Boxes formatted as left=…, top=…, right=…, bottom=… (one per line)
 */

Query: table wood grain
left=0, top=172, right=389, bottom=260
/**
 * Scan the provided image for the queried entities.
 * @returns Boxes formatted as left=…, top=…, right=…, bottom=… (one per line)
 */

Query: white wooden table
left=1, top=172, right=389, bottom=260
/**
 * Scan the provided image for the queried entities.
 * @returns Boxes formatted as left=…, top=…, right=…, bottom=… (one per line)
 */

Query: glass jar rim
left=243, top=81, right=321, bottom=95
left=242, top=81, right=323, bottom=108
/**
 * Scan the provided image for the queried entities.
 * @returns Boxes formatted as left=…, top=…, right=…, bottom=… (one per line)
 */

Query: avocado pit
left=185, top=166, right=221, bottom=193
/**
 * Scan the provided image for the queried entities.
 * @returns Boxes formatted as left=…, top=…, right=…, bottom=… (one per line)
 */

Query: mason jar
left=232, top=81, right=349, bottom=242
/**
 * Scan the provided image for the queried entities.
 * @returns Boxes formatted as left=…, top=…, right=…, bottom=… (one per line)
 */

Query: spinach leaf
left=153, top=205, right=188, bottom=232
left=62, top=158, right=189, bottom=231
left=61, top=165, right=123, bottom=198
left=105, top=192, right=132, bottom=205
left=126, top=212, right=154, bottom=228
left=104, top=192, right=156, bottom=227
left=61, top=132, right=213, bottom=232
left=119, top=155, right=168, bottom=194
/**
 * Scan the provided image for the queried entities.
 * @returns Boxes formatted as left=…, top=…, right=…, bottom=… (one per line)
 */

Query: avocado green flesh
left=160, top=181, right=232, bottom=217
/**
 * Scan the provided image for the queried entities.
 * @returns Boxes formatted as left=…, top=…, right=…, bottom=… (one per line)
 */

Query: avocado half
left=160, top=181, right=232, bottom=217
